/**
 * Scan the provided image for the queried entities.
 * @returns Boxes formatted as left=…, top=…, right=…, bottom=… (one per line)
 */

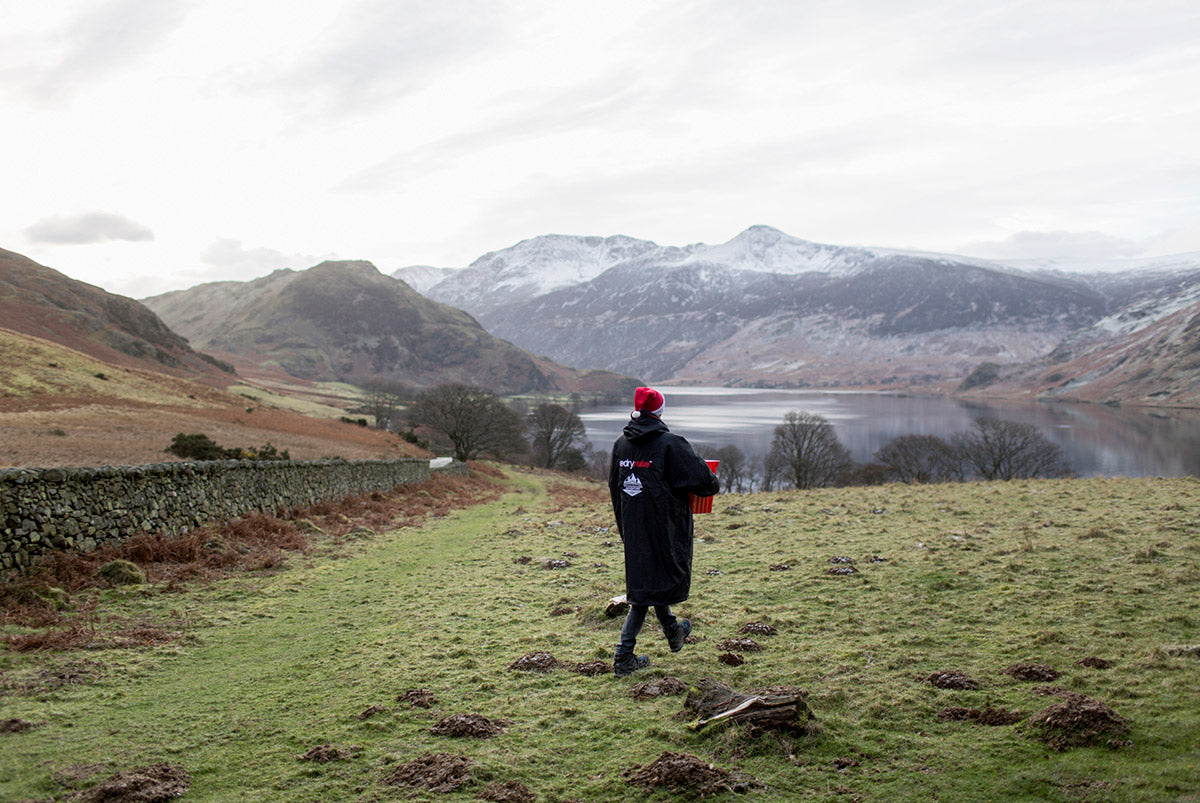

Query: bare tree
left=527, top=403, right=588, bottom=470
left=875, top=434, right=960, bottom=483
left=952, top=418, right=1072, bottom=480
left=359, top=379, right=413, bottom=430
left=409, top=383, right=527, bottom=462
left=768, top=411, right=854, bottom=490
left=715, top=444, right=749, bottom=493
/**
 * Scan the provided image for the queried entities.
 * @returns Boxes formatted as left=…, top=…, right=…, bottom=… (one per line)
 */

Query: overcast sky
left=3, top=0, right=1200, bottom=298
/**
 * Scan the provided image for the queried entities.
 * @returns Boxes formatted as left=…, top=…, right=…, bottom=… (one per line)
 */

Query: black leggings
left=617, top=604, right=676, bottom=657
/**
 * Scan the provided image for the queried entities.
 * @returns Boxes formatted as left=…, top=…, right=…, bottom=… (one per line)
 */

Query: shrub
left=97, top=559, right=146, bottom=586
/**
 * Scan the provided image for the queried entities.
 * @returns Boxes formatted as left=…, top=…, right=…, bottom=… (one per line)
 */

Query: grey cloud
left=201, top=238, right=324, bottom=273
left=960, top=231, right=1144, bottom=261
left=276, top=0, right=505, bottom=113
left=25, top=212, right=154, bottom=245
left=15, top=0, right=191, bottom=101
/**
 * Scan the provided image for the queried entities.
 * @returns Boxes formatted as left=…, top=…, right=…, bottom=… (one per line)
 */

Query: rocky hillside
left=144, top=260, right=631, bottom=395
left=406, top=227, right=1109, bottom=387
left=0, top=247, right=231, bottom=381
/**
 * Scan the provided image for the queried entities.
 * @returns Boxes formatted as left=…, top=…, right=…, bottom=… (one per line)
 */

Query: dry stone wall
left=0, top=458, right=430, bottom=573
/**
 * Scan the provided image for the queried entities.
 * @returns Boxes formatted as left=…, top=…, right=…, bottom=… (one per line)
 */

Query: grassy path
left=3, top=472, right=1200, bottom=801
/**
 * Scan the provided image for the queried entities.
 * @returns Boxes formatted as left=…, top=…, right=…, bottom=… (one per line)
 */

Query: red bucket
left=689, top=460, right=720, bottom=514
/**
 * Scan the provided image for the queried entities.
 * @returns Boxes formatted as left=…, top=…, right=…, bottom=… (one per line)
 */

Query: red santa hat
left=631, top=386, right=665, bottom=418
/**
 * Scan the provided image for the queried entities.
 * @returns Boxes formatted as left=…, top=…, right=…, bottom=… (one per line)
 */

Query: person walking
left=608, top=386, right=719, bottom=676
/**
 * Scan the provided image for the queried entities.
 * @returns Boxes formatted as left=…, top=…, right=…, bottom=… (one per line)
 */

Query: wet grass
left=2, top=473, right=1199, bottom=801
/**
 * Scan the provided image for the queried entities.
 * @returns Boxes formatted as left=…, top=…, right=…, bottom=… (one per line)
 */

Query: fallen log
left=683, top=679, right=817, bottom=733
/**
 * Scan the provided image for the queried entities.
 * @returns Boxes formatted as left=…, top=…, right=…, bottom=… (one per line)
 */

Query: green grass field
left=2, top=470, right=1199, bottom=801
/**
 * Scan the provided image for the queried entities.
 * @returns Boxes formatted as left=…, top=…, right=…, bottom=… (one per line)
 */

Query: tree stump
left=684, top=679, right=816, bottom=733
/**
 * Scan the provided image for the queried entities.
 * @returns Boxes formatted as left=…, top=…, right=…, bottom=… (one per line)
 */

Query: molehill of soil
left=624, top=751, right=758, bottom=797
left=572, top=659, right=611, bottom=676
left=717, top=638, right=764, bottom=653
left=630, top=676, right=689, bottom=699
left=298, top=744, right=358, bottom=762
left=1004, top=663, right=1060, bottom=681
left=1076, top=656, right=1112, bottom=669
left=478, top=780, right=537, bottom=802
left=398, top=688, right=438, bottom=708
left=382, top=752, right=472, bottom=793
left=925, top=670, right=981, bottom=690
left=1, top=718, right=36, bottom=733
left=430, top=713, right=509, bottom=738
left=739, top=622, right=777, bottom=636
left=1027, top=691, right=1130, bottom=750
left=68, top=762, right=190, bottom=803
left=508, top=652, right=560, bottom=672
left=718, top=652, right=745, bottom=666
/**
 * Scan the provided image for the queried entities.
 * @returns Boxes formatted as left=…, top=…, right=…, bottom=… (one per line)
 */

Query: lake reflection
left=579, top=387, right=1200, bottom=478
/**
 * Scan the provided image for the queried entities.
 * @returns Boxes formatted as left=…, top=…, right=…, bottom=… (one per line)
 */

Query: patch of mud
left=542, top=559, right=570, bottom=570
left=1, top=718, right=36, bottom=733
left=430, top=713, right=509, bottom=738
left=298, top=744, right=359, bottom=762
left=477, top=780, right=536, bottom=802
left=829, top=556, right=855, bottom=564
left=69, top=762, right=190, bottom=802
left=355, top=705, right=389, bottom=720
left=717, top=638, right=763, bottom=653
left=925, top=670, right=981, bottom=690
left=826, top=565, right=857, bottom=576
left=718, top=653, right=745, bottom=667
left=768, top=564, right=791, bottom=571
left=630, top=676, right=688, bottom=699
left=624, top=751, right=758, bottom=797
left=738, top=622, right=777, bottom=637
left=938, top=706, right=1025, bottom=726
left=398, top=688, right=437, bottom=708
left=549, top=605, right=574, bottom=617
left=508, top=652, right=560, bottom=673
left=571, top=659, right=611, bottom=677
left=513, top=555, right=532, bottom=564
left=1075, top=656, right=1112, bottom=669
left=831, top=757, right=859, bottom=771
left=1004, top=663, right=1060, bottom=681
left=1028, top=692, right=1130, bottom=750
left=382, top=752, right=472, bottom=793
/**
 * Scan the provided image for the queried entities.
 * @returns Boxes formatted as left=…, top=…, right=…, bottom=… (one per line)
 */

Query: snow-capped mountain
left=391, top=225, right=1200, bottom=403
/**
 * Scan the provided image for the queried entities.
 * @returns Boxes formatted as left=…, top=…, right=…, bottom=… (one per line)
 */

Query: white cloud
left=24, top=212, right=154, bottom=245
left=201, top=238, right=325, bottom=273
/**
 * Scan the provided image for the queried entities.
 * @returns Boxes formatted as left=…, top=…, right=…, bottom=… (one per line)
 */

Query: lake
left=578, top=387, right=1200, bottom=478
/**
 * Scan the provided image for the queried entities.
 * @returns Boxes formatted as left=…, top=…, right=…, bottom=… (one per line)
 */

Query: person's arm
left=669, top=437, right=720, bottom=498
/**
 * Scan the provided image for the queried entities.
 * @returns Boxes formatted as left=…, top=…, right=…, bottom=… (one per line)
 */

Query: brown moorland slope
left=0, top=247, right=231, bottom=384
left=0, top=327, right=423, bottom=468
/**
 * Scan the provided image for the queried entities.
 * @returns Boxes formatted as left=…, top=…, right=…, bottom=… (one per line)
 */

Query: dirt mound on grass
left=1075, top=656, right=1112, bottom=669
left=718, top=653, right=744, bottom=666
left=630, top=676, right=688, bottom=699
left=738, top=622, right=777, bottom=636
left=925, top=670, right=980, bottom=690
left=717, top=638, right=763, bottom=653
left=1028, top=692, right=1130, bottom=750
left=1, top=718, right=36, bottom=733
left=430, top=713, right=509, bottom=738
left=571, top=659, right=611, bottom=676
left=508, top=652, right=560, bottom=672
left=478, top=780, right=536, bottom=802
left=355, top=704, right=389, bottom=720
left=383, top=752, right=472, bottom=793
left=69, top=762, right=190, bottom=802
left=1004, top=663, right=1060, bottom=681
left=298, top=744, right=359, bottom=762
left=398, top=688, right=437, bottom=708
left=938, top=706, right=1025, bottom=726
left=624, top=751, right=757, bottom=796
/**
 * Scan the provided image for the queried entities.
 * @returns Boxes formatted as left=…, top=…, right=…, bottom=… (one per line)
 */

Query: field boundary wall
left=1, top=458, right=434, bottom=573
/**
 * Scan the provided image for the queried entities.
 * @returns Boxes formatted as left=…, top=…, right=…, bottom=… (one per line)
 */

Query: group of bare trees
left=760, top=411, right=1072, bottom=490
left=380, top=382, right=1074, bottom=488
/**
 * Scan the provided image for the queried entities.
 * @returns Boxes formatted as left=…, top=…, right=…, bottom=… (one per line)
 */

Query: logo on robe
left=622, top=472, right=643, bottom=497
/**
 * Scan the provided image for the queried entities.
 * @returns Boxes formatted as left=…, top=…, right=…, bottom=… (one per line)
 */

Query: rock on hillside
left=144, top=260, right=584, bottom=394
left=0, top=247, right=231, bottom=381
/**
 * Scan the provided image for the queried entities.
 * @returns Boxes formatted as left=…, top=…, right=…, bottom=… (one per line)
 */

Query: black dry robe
left=608, top=414, right=720, bottom=606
